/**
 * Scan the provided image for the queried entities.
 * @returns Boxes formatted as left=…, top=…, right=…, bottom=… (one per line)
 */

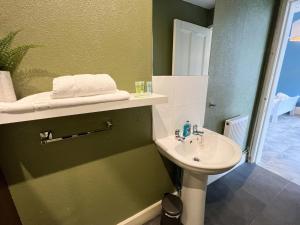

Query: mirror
left=153, top=0, right=214, bottom=76
left=172, top=19, right=212, bottom=76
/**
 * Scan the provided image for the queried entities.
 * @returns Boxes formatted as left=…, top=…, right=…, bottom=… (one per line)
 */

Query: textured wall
left=277, top=12, right=300, bottom=106
left=0, top=1, right=174, bottom=225
left=1, top=0, right=153, bottom=98
left=204, top=0, right=276, bottom=148
left=0, top=170, right=21, bottom=225
left=153, top=0, right=212, bottom=75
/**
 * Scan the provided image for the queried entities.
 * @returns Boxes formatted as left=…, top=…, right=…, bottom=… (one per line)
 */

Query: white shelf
left=0, top=93, right=167, bottom=125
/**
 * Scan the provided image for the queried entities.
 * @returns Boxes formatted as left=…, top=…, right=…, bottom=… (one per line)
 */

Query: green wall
left=204, top=0, right=277, bottom=148
left=0, top=1, right=174, bottom=225
left=153, top=0, right=212, bottom=75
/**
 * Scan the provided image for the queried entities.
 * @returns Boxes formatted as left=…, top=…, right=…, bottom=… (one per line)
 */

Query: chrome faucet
left=192, top=124, right=204, bottom=135
left=175, top=129, right=185, bottom=142
left=192, top=124, right=204, bottom=144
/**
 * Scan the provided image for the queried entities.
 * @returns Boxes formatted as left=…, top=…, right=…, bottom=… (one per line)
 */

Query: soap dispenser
left=183, top=120, right=191, bottom=138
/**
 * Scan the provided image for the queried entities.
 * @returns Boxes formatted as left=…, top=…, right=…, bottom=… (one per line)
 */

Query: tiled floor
left=144, top=163, right=300, bottom=225
left=259, top=114, right=300, bottom=185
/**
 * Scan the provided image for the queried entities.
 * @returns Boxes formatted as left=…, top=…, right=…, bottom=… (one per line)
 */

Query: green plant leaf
left=0, top=30, right=20, bottom=54
left=0, top=31, right=39, bottom=74
left=6, top=45, right=38, bottom=74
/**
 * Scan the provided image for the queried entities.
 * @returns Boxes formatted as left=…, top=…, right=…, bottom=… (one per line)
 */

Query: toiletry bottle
left=183, top=121, right=191, bottom=138
left=146, top=81, right=152, bottom=95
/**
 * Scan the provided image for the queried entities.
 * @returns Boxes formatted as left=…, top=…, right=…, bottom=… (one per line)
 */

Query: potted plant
left=0, top=31, right=37, bottom=102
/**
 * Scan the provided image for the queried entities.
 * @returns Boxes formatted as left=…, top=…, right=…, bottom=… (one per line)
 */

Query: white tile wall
left=152, top=76, right=208, bottom=140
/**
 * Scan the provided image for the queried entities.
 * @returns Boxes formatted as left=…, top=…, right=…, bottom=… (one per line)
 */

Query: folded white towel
left=51, top=74, right=117, bottom=99
left=0, top=102, right=35, bottom=113
left=0, top=90, right=130, bottom=113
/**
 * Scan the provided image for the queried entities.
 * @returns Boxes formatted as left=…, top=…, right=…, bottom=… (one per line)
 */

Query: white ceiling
left=182, top=0, right=215, bottom=9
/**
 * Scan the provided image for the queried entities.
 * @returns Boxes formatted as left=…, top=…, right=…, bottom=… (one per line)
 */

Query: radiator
left=224, top=115, right=249, bottom=148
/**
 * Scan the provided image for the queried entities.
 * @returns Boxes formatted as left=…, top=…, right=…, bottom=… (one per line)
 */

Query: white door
left=172, top=19, right=212, bottom=76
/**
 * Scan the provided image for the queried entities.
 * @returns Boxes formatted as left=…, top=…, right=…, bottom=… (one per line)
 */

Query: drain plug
left=193, top=157, right=200, bottom=162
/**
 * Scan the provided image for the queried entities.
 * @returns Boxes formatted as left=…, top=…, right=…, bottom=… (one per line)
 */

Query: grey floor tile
left=205, top=205, right=247, bottom=225
left=250, top=212, right=287, bottom=225
left=241, top=168, right=288, bottom=204
left=215, top=165, right=287, bottom=204
left=260, top=115, right=300, bottom=185
left=223, top=188, right=265, bottom=224
left=145, top=164, right=300, bottom=225
left=251, top=182, right=300, bottom=225
left=233, top=163, right=257, bottom=178
left=272, top=182, right=300, bottom=210
left=206, top=169, right=266, bottom=225
left=206, top=178, right=236, bottom=203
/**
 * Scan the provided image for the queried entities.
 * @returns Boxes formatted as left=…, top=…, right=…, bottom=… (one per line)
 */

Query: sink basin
left=155, top=128, right=242, bottom=225
left=155, top=128, right=241, bottom=175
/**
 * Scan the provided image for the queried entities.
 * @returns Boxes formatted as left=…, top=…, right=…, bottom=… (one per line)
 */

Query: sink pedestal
left=181, top=170, right=208, bottom=225
left=154, top=132, right=241, bottom=224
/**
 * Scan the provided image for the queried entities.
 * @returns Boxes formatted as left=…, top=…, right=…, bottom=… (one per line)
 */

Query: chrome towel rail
left=40, top=120, right=113, bottom=145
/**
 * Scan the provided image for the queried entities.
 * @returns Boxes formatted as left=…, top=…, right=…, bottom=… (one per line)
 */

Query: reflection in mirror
left=172, top=19, right=212, bottom=76
left=153, top=0, right=214, bottom=76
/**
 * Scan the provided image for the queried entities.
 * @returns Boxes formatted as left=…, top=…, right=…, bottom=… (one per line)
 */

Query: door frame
left=249, top=0, right=300, bottom=163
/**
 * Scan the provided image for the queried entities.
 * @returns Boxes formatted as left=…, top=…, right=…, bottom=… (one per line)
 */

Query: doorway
left=250, top=0, right=300, bottom=184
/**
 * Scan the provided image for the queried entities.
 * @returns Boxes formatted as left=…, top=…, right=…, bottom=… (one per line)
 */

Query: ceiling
left=182, top=0, right=215, bottom=9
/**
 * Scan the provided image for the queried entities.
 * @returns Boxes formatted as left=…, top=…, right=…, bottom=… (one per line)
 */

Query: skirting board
left=116, top=200, right=162, bottom=225
left=117, top=191, right=177, bottom=225
left=117, top=153, right=246, bottom=225
left=295, top=107, right=300, bottom=115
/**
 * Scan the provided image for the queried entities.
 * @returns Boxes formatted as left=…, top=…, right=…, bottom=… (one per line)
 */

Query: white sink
left=155, top=128, right=242, bottom=225
left=155, top=128, right=241, bottom=175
